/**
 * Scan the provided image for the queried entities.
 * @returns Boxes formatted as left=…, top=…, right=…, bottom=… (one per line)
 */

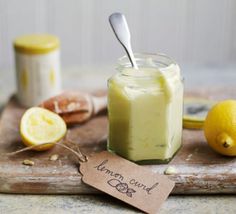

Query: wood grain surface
left=0, top=88, right=236, bottom=195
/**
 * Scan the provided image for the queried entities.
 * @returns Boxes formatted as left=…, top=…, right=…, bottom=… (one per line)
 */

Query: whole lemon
left=204, top=100, right=236, bottom=156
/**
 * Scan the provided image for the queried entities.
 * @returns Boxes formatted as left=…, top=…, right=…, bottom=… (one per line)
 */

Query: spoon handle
left=109, top=13, right=138, bottom=69
left=124, top=42, right=138, bottom=69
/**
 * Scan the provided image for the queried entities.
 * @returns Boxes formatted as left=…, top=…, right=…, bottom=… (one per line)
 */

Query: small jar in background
left=14, top=34, right=61, bottom=107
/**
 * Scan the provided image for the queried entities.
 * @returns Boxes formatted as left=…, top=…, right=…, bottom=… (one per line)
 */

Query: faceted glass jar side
left=107, top=53, right=184, bottom=164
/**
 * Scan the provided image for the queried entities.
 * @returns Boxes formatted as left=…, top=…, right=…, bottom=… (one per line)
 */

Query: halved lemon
left=20, top=107, right=67, bottom=151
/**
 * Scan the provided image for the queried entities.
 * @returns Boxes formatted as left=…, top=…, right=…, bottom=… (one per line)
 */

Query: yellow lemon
left=204, top=100, right=236, bottom=156
left=20, top=107, right=67, bottom=151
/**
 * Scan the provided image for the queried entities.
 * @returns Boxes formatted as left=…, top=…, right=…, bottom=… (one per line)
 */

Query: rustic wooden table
left=0, top=65, right=236, bottom=214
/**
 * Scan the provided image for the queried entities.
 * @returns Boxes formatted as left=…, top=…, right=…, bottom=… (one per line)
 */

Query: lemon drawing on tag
left=204, top=100, right=236, bottom=156
left=20, top=107, right=67, bottom=151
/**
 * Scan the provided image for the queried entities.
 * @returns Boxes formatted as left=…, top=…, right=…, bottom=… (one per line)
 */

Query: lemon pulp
left=20, top=107, right=67, bottom=151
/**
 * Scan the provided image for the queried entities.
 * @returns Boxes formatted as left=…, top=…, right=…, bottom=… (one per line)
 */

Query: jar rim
left=116, top=52, right=179, bottom=78
left=117, top=52, right=177, bottom=69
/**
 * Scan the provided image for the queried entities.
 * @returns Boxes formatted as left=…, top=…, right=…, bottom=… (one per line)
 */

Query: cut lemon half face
left=20, top=107, right=67, bottom=151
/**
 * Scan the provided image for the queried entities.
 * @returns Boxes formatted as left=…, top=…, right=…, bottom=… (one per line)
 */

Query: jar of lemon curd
left=108, top=53, right=184, bottom=163
left=14, top=34, right=61, bottom=107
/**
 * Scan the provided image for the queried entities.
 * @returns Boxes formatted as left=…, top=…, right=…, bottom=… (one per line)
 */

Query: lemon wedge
left=20, top=107, right=67, bottom=151
left=204, top=100, right=236, bottom=156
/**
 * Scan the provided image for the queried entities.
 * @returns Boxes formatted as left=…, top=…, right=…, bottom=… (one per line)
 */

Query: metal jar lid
left=183, top=98, right=215, bottom=129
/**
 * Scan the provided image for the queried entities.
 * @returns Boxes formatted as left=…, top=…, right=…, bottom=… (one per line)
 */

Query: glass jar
left=14, top=34, right=61, bottom=107
left=107, top=53, right=183, bottom=164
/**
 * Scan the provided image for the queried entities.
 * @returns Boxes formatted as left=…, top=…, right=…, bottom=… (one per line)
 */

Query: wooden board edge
left=0, top=173, right=235, bottom=195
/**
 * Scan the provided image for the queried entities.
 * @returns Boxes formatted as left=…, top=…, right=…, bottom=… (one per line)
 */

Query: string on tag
left=6, top=131, right=88, bottom=163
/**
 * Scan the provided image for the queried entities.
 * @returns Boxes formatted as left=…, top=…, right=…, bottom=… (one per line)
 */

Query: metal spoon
left=109, top=12, right=138, bottom=69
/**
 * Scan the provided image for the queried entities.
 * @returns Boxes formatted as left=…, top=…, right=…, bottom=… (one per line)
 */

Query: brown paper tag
left=80, top=151, right=175, bottom=214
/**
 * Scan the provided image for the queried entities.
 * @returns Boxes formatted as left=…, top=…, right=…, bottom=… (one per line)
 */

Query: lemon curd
left=108, top=53, right=183, bottom=163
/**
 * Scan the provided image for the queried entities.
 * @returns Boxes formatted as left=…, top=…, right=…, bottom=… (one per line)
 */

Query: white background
left=0, top=0, right=235, bottom=70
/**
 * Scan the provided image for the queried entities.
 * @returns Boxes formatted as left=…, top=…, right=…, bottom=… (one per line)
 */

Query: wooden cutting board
left=0, top=88, right=236, bottom=195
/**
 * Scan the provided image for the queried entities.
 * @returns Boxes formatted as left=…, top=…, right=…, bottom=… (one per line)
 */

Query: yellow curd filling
left=108, top=62, right=183, bottom=162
